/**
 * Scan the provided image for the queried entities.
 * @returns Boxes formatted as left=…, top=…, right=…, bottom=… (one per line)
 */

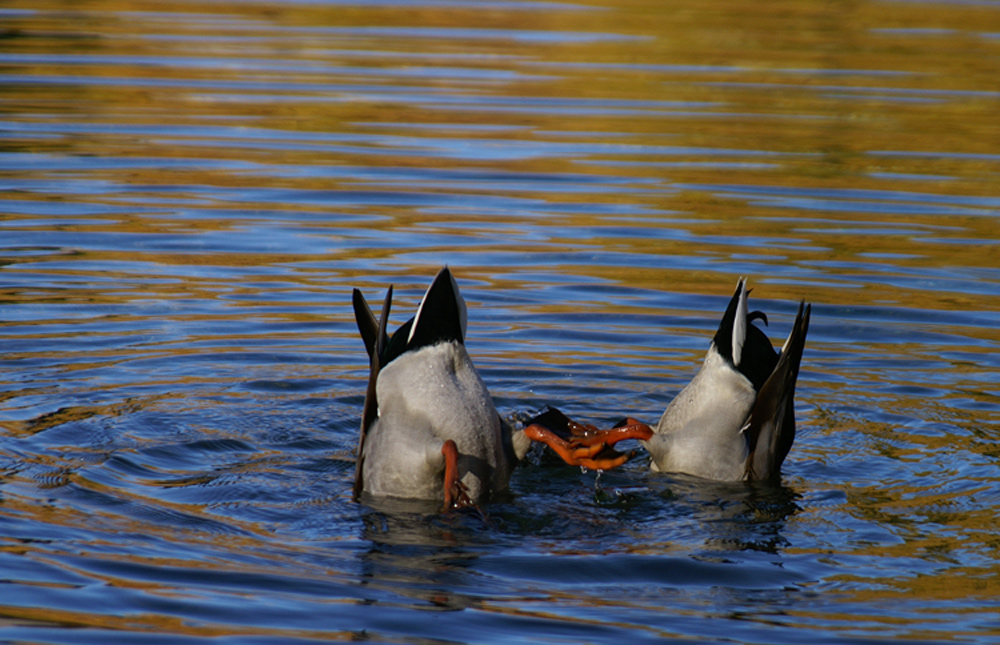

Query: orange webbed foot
left=523, top=407, right=653, bottom=470
left=441, top=440, right=486, bottom=519
left=442, top=439, right=471, bottom=510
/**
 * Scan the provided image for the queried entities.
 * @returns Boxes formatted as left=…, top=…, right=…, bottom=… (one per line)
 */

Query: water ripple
left=2, top=0, right=1000, bottom=642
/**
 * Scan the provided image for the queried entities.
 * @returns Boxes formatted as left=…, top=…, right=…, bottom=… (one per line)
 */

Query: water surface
left=2, top=0, right=1000, bottom=642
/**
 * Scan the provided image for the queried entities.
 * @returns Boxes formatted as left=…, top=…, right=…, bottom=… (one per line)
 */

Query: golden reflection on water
left=3, top=0, right=998, bottom=313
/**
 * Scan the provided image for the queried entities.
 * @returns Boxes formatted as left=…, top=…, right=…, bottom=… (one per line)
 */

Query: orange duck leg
left=523, top=407, right=654, bottom=471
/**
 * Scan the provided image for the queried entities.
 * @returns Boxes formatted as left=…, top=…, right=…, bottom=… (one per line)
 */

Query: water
left=1, top=0, right=999, bottom=641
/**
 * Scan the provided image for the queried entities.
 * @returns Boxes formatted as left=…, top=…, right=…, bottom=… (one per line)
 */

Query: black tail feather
left=744, top=301, right=811, bottom=480
left=408, top=266, right=465, bottom=350
left=354, top=284, right=393, bottom=500
left=353, top=288, right=378, bottom=359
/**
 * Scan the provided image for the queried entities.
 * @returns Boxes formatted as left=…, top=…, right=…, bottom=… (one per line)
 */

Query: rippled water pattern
left=2, top=1, right=1000, bottom=642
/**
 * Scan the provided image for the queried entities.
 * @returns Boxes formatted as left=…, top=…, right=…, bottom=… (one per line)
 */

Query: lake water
left=2, top=0, right=999, bottom=642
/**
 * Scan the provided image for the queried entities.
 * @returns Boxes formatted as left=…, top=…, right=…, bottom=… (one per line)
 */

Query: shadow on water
left=356, top=499, right=497, bottom=612
left=640, top=473, right=802, bottom=556
left=355, top=453, right=803, bottom=597
left=345, top=486, right=805, bottom=645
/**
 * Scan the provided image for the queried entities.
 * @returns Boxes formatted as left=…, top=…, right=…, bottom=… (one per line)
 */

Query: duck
left=524, top=279, right=811, bottom=482
left=352, top=267, right=532, bottom=510
left=644, top=279, right=811, bottom=480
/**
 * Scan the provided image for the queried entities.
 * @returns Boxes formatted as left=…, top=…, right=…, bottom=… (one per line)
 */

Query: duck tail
left=744, top=300, right=811, bottom=480
left=353, top=284, right=393, bottom=500
left=408, top=266, right=467, bottom=350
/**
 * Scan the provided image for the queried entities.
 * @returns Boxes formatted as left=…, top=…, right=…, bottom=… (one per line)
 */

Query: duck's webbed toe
left=523, top=407, right=653, bottom=471
left=441, top=439, right=473, bottom=510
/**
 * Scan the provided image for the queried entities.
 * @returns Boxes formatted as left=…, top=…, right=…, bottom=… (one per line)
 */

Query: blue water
left=2, top=1, right=1000, bottom=642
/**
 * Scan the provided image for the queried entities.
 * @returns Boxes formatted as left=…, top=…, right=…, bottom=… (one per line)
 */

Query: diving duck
left=524, top=279, right=811, bottom=481
left=352, top=267, right=532, bottom=509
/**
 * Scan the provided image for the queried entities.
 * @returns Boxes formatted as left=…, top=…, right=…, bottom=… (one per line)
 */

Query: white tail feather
left=732, top=278, right=748, bottom=367
left=779, top=318, right=794, bottom=356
